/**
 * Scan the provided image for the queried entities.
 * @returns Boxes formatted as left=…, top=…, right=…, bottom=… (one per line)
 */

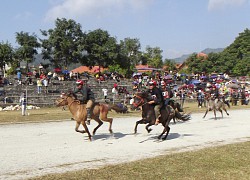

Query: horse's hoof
left=147, top=129, right=152, bottom=133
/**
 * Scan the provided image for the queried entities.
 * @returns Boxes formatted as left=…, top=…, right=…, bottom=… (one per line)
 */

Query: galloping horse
left=167, top=99, right=191, bottom=123
left=203, top=96, right=229, bottom=120
left=55, top=92, right=113, bottom=141
left=131, top=91, right=186, bottom=140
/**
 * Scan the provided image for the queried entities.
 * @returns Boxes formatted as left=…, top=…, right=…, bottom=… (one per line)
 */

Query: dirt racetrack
left=0, top=109, right=250, bottom=180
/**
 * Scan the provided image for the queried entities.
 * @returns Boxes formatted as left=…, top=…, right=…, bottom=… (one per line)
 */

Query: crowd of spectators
left=131, top=71, right=250, bottom=108
left=0, top=65, right=250, bottom=108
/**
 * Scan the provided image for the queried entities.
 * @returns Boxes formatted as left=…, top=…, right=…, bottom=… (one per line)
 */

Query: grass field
left=0, top=101, right=249, bottom=124
left=30, top=141, right=250, bottom=180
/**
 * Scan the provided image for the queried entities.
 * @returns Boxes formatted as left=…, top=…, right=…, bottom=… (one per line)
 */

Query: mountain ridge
left=172, top=48, right=224, bottom=63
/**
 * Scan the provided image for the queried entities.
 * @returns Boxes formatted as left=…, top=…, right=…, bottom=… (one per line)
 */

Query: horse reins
left=58, top=95, right=80, bottom=108
left=132, top=95, right=148, bottom=108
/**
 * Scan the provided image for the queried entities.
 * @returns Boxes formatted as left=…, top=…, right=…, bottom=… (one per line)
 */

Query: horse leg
left=134, top=119, right=142, bottom=134
left=176, top=102, right=183, bottom=112
left=218, top=109, right=223, bottom=118
left=101, top=117, right=113, bottom=134
left=145, top=123, right=154, bottom=133
left=162, top=126, right=170, bottom=140
left=203, top=109, right=208, bottom=118
left=162, top=115, right=172, bottom=140
left=223, top=108, right=229, bottom=116
left=107, top=118, right=113, bottom=134
left=214, top=110, right=217, bottom=120
left=99, top=105, right=113, bottom=134
left=81, top=121, right=92, bottom=141
left=75, top=121, right=85, bottom=134
left=135, top=119, right=149, bottom=133
left=173, top=115, right=176, bottom=124
left=92, top=117, right=103, bottom=135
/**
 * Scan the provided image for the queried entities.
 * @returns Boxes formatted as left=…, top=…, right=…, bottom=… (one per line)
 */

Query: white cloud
left=208, top=0, right=248, bottom=11
left=44, top=0, right=154, bottom=22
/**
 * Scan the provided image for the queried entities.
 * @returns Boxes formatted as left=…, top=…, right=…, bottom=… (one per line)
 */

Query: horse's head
left=55, top=92, right=76, bottom=107
left=131, top=91, right=150, bottom=109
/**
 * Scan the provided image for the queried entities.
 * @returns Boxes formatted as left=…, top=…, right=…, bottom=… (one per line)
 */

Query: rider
left=210, top=85, right=220, bottom=103
left=147, top=80, right=164, bottom=125
left=160, top=81, right=170, bottom=106
left=73, top=79, right=95, bottom=125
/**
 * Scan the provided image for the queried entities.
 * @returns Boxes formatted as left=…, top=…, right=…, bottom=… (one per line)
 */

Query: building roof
left=197, top=52, right=208, bottom=59
left=71, top=66, right=106, bottom=74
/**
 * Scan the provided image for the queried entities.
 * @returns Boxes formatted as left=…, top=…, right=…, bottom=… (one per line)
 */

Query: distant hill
left=172, top=48, right=224, bottom=63
left=201, top=48, right=224, bottom=54
left=20, top=54, right=81, bottom=71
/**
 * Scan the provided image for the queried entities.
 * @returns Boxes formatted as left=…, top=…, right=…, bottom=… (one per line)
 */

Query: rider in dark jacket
left=73, top=79, right=95, bottom=124
left=147, top=81, right=164, bottom=125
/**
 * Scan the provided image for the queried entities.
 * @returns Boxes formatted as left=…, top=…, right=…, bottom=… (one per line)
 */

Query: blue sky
left=0, top=0, right=249, bottom=59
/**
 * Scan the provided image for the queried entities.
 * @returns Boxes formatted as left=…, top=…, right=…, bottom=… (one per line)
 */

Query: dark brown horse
left=55, top=92, right=113, bottom=141
left=168, top=99, right=190, bottom=123
left=131, top=91, right=188, bottom=140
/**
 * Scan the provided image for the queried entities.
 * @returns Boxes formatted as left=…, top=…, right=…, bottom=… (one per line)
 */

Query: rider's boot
left=155, top=118, right=160, bottom=125
left=155, top=115, right=161, bottom=125
left=86, top=108, right=91, bottom=125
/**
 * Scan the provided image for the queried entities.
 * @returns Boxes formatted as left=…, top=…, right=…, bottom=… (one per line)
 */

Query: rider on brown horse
left=73, top=79, right=95, bottom=125
left=147, top=80, right=164, bottom=125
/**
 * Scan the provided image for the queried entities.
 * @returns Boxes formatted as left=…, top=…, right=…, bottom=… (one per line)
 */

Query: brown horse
left=55, top=92, right=113, bottom=141
left=131, top=91, right=177, bottom=140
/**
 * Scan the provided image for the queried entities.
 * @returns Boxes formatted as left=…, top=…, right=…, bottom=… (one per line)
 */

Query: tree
left=144, top=46, right=163, bottom=68
left=0, top=42, right=13, bottom=75
left=83, top=29, right=118, bottom=70
left=15, top=31, right=40, bottom=72
left=163, top=59, right=177, bottom=71
left=40, top=18, right=85, bottom=68
left=118, top=38, right=141, bottom=77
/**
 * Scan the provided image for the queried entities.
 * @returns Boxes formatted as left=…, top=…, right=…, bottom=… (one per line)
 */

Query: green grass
left=30, top=141, right=250, bottom=180
left=0, top=102, right=249, bottom=124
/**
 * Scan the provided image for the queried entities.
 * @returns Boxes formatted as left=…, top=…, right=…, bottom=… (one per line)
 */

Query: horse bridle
left=57, top=95, right=69, bottom=105
left=57, top=94, right=80, bottom=108
left=132, top=95, right=147, bottom=108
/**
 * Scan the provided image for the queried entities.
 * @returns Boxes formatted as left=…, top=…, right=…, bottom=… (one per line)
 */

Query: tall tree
left=118, top=38, right=141, bottom=77
left=83, top=29, right=118, bottom=69
left=144, top=46, right=163, bottom=68
left=0, top=42, right=13, bottom=75
left=40, top=18, right=85, bottom=68
left=15, top=32, right=40, bottom=72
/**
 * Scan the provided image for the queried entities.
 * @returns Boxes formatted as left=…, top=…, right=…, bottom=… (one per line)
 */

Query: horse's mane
left=135, top=91, right=151, bottom=100
left=64, top=91, right=77, bottom=99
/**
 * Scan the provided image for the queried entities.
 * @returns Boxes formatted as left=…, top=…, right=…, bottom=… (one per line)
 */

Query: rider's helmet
left=76, top=79, right=84, bottom=85
left=161, top=81, right=166, bottom=86
left=149, top=80, right=157, bottom=86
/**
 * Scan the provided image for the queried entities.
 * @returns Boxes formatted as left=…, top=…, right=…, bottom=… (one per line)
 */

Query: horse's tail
left=175, top=110, right=191, bottom=121
left=109, top=104, right=120, bottom=112
left=109, top=104, right=128, bottom=113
